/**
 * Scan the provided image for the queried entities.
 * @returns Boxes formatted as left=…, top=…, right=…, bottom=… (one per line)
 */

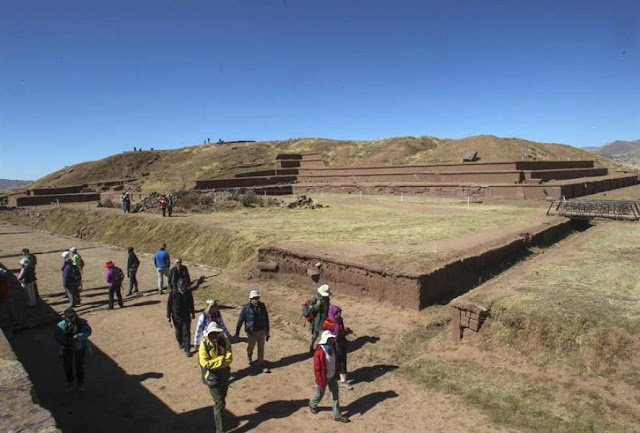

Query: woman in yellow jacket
left=199, top=322, right=233, bottom=433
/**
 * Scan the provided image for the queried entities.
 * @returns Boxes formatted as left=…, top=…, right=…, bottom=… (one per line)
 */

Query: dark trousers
left=128, top=268, right=138, bottom=294
left=162, top=208, right=166, bottom=217
left=173, top=317, right=191, bottom=353
left=62, top=346, right=86, bottom=385
left=168, top=206, right=173, bottom=217
left=208, top=367, right=230, bottom=433
left=310, top=330, right=319, bottom=352
left=108, top=284, right=123, bottom=309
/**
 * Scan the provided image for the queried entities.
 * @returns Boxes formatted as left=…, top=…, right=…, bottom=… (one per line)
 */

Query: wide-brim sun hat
left=318, top=330, right=336, bottom=345
left=317, top=284, right=331, bottom=297
left=62, top=251, right=71, bottom=259
left=105, top=261, right=114, bottom=268
left=70, top=247, right=77, bottom=252
left=249, top=290, right=260, bottom=299
left=206, top=322, right=224, bottom=335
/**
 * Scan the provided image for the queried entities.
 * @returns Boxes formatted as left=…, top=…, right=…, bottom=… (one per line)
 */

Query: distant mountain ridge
left=589, top=139, right=640, bottom=166
left=0, top=179, right=32, bottom=191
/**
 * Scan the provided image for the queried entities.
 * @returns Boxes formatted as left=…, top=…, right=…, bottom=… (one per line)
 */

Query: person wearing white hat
left=61, top=251, right=81, bottom=308
left=309, top=284, right=332, bottom=353
left=309, top=330, right=350, bottom=423
left=18, top=258, right=36, bottom=307
left=234, top=290, right=270, bottom=367
left=199, top=321, right=233, bottom=433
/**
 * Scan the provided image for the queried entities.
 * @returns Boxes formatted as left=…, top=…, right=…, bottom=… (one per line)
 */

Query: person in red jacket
left=159, top=196, right=168, bottom=217
left=309, top=330, right=350, bottom=423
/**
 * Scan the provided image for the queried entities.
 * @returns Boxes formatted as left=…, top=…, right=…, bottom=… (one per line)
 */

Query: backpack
left=113, top=266, right=125, bottom=285
left=301, top=298, right=316, bottom=323
left=68, top=264, right=82, bottom=282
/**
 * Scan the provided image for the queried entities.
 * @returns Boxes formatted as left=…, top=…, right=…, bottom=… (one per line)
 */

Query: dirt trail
left=1, top=221, right=510, bottom=433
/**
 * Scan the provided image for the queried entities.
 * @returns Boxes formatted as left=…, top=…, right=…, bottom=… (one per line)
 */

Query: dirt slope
left=29, top=135, right=616, bottom=192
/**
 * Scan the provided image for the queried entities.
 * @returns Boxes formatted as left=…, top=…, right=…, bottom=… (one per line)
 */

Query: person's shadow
left=349, top=335, right=380, bottom=352
left=223, top=399, right=308, bottom=432
left=345, top=390, right=399, bottom=417
left=349, top=364, right=399, bottom=385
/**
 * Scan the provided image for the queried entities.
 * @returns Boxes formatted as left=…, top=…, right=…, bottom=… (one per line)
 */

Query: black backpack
left=68, top=264, right=82, bottom=282
left=113, top=266, right=125, bottom=285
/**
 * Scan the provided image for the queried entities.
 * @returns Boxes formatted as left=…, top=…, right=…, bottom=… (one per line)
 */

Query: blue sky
left=1, top=0, right=638, bottom=180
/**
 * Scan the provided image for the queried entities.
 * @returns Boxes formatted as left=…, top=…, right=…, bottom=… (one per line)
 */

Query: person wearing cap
left=69, top=247, right=85, bottom=292
left=199, top=321, right=233, bottom=433
left=234, top=290, right=270, bottom=367
left=18, top=257, right=37, bottom=307
left=104, top=261, right=124, bottom=310
left=154, top=244, right=171, bottom=294
left=22, top=248, right=40, bottom=301
left=55, top=308, right=92, bottom=392
left=309, top=284, right=332, bottom=353
left=126, top=246, right=140, bottom=296
left=169, top=258, right=191, bottom=292
left=167, top=276, right=195, bottom=356
left=309, top=330, right=350, bottom=423
left=194, top=299, right=232, bottom=348
left=61, top=251, right=81, bottom=308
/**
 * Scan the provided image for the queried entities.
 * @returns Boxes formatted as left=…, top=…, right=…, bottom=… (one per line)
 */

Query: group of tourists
left=4, top=242, right=356, bottom=429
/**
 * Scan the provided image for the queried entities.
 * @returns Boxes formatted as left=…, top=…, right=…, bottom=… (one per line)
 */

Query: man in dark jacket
left=167, top=279, right=195, bottom=357
left=169, top=258, right=191, bottom=292
left=309, top=284, right=331, bottom=353
left=126, top=246, right=140, bottom=296
left=234, top=290, right=270, bottom=367
left=61, top=252, right=81, bottom=308
left=55, top=308, right=92, bottom=392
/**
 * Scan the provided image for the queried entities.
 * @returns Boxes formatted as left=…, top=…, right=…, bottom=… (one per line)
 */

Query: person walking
left=120, top=192, right=127, bottom=213
left=18, top=258, right=37, bottom=307
left=55, top=308, right=92, bottom=392
left=61, top=252, right=81, bottom=308
left=234, top=290, right=270, bottom=367
left=309, top=284, right=331, bottom=353
left=167, top=278, right=195, bottom=357
left=199, top=322, right=233, bottom=433
left=309, top=330, right=350, bottom=423
left=69, top=247, right=85, bottom=291
left=169, top=258, right=191, bottom=291
left=126, top=246, right=140, bottom=296
left=194, top=299, right=232, bottom=347
left=22, top=248, right=40, bottom=302
left=159, top=196, right=168, bottom=217
left=154, top=244, right=170, bottom=294
left=104, top=261, right=124, bottom=310
left=322, top=305, right=354, bottom=389
left=124, top=192, right=131, bottom=213
left=167, top=194, right=174, bottom=217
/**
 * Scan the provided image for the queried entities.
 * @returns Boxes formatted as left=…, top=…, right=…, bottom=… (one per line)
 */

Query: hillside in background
left=589, top=139, right=640, bottom=166
left=0, top=179, right=32, bottom=192
left=29, top=135, right=621, bottom=191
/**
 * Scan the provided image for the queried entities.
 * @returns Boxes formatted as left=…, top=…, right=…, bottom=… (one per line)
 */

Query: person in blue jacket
left=55, top=308, right=92, bottom=392
left=154, top=244, right=170, bottom=294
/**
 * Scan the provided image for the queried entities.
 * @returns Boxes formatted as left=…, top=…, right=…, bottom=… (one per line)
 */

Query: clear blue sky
left=1, top=0, right=638, bottom=180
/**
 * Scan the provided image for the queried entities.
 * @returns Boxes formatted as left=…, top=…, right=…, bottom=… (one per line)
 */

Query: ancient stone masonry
left=195, top=154, right=639, bottom=200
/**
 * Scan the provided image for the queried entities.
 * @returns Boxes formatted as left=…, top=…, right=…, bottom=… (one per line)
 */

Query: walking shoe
left=340, top=382, right=354, bottom=390
left=309, top=405, right=319, bottom=414
left=334, top=416, right=350, bottom=423
left=186, top=351, right=193, bottom=358
left=246, top=355, right=252, bottom=365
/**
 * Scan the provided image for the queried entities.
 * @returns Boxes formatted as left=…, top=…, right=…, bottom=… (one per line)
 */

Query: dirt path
left=1, top=221, right=510, bottom=433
